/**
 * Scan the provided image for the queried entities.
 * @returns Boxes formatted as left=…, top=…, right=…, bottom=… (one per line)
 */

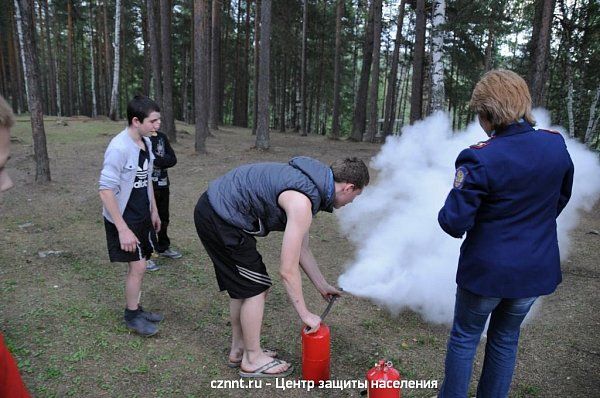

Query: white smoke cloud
left=337, top=110, right=600, bottom=325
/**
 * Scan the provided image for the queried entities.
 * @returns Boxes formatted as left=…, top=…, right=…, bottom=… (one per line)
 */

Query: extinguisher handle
left=320, top=295, right=338, bottom=322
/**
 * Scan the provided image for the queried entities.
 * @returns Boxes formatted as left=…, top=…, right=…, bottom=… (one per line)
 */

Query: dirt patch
left=0, top=118, right=598, bottom=397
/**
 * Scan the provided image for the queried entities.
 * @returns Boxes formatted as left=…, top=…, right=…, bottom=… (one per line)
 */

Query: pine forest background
left=1, top=0, right=599, bottom=182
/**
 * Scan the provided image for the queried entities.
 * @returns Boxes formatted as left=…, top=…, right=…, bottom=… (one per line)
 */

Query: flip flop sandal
left=227, top=348, right=278, bottom=368
left=239, top=358, right=294, bottom=379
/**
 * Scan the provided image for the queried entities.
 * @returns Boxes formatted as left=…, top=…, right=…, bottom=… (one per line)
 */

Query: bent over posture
left=194, top=157, right=369, bottom=378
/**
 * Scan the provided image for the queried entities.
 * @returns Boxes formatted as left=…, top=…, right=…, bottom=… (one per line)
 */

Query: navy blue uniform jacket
left=438, top=121, right=574, bottom=298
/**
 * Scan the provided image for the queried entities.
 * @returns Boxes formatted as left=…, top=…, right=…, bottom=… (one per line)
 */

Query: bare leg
left=125, top=259, right=146, bottom=310
left=229, top=299, right=244, bottom=361
left=240, top=291, right=290, bottom=374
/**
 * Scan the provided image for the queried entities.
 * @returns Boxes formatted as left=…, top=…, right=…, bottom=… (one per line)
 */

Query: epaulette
left=470, top=140, right=490, bottom=149
left=541, top=129, right=561, bottom=135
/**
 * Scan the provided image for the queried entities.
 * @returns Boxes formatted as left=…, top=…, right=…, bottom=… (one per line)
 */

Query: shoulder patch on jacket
left=470, top=140, right=490, bottom=149
left=541, top=129, right=561, bottom=135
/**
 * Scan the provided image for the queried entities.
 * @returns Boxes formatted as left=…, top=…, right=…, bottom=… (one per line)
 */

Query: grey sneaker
left=159, top=248, right=182, bottom=259
left=146, top=259, right=160, bottom=271
left=139, top=305, right=164, bottom=323
left=124, top=313, right=158, bottom=337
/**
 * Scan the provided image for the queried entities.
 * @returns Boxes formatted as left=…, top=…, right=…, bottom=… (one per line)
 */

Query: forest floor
left=0, top=116, right=598, bottom=398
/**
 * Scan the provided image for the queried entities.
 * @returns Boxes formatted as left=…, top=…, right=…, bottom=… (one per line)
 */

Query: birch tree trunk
left=430, top=0, right=446, bottom=113
left=108, top=0, right=121, bottom=120
left=350, top=1, right=374, bottom=141
left=14, top=0, right=29, bottom=102
left=15, top=0, right=51, bottom=182
left=383, top=0, right=406, bottom=137
left=584, top=86, right=600, bottom=146
left=364, top=0, right=382, bottom=142
left=566, top=63, right=575, bottom=138
left=255, top=0, right=271, bottom=149
left=194, top=0, right=210, bottom=153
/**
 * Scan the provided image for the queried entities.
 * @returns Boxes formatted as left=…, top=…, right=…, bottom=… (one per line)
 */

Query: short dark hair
left=127, top=95, right=160, bottom=125
left=331, top=158, right=370, bottom=189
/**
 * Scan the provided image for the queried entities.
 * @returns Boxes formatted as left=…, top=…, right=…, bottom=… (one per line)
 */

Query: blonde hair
left=469, top=69, right=535, bottom=129
left=0, top=95, right=15, bottom=128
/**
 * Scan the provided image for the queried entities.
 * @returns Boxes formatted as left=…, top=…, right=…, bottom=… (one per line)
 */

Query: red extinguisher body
left=301, top=323, right=330, bottom=382
left=366, top=360, right=401, bottom=398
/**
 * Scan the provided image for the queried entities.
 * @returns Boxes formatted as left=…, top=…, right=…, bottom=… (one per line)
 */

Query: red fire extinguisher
left=301, top=322, right=330, bottom=381
left=301, top=296, right=338, bottom=382
left=366, top=360, right=401, bottom=398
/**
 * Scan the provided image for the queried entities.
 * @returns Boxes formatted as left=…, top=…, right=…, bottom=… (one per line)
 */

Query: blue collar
left=490, top=119, right=534, bottom=137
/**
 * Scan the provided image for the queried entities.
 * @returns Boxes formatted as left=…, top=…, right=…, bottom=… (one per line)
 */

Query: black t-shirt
left=123, top=143, right=151, bottom=224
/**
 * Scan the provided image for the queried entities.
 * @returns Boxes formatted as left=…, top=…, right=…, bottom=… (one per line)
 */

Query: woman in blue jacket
left=438, top=70, right=574, bottom=398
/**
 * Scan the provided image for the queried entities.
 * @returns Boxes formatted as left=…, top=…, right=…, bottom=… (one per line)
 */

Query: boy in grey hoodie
left=99, top=95, right=163, bottom=337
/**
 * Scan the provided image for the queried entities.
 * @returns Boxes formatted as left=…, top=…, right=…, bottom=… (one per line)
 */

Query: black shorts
left=194, top=192, right=272, bottom=299
left=104, top=218, right=157, bottom=263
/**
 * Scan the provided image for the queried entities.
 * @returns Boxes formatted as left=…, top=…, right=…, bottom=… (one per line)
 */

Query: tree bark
left=252, top=0, right=261, bottom=135
left=300, top=0, right=308, bottom=136
left=255, top=0, right=271, bottom=149
left=364, top=0, right=382, bottom=142
left=528, top=0, right=556, bottom=107
left=330, top=0, right=344, bottom=140
left=584, top=86, right=600, bottom=145
left=108, top=0, right=121, bottom=120
left=147, top=0, right=162, bottom=106
left=41, top=0, right=57, bottom=115
left=410, top=0, right=426, bottom=124
left=15, top=0, right=51, bottom=182
left=14, top=0, right=29, bottom=103
left=209, top=0, right=221, bottom=130
left=90, top=0, right=98, bottom=117
left=194, top=0, right=210, bottom=153
left=350, top=1, right=374, bottom=141
left=160, top=0, right=176, bottom=141
left=430, top=0, right=445, bottom=112
left=382, top=0, right=406, bottom=137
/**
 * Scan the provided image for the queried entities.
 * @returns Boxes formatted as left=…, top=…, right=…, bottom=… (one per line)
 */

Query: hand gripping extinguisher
left=301, top=296, right=338, bottom=382
left=366, top=360, right=401, bottom=398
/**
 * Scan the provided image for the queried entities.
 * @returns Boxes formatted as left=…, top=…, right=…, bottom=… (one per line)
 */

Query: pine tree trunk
left=255, top=0, right=271, bottom=149
left=108, top=0, right=121, bottom=120
left=566, top=62, right=575, bottom=138
left=350, top=1, right=374, bottom=141
left=330, top=0, right=344, bottom=140
left=300, top=0, right=308, bottom=136
left=252, top=0, right=261, bottom=135
left=141, top=4, right=151, bottom=96
left=209, top=0, right=221, bottom=130
left=147, top=0, right=162, bottom=106
left=382, top=0, right=406, bottom=137
left=410, top=0, right=426, bottom=124
left=430, top=0, right=445, bottom=113
left=15, top=0, right=51, bottom=182
left=89, top=0, right=98, bottom=117
left=160, top=0, right=176, bottom=141
left=194, top=0, right=210, bottom=153
left=364, top=0, right=382, bottom=142
left=41, top=0, right=57, bottom=115
left=528, top=0, right=555, bottom=107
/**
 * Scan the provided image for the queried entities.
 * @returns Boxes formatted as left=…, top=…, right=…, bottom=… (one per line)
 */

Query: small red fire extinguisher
left=301, top=322, right=331, bottom=381
left=301, top=296, right=338, bottom=382
left=366, top=360, right=401, bottom=398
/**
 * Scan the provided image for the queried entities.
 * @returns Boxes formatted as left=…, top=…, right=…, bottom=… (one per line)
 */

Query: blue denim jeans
left=439, top=287, right=537, bottom=398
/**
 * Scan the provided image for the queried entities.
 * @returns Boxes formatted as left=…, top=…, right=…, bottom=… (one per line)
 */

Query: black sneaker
left=139, top=305, right=164, bottom=323
left=124, top=312, right=159, bottom=337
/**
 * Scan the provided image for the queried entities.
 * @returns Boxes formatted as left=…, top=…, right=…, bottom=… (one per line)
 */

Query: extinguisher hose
left=304, top=294, right=339, bottom=333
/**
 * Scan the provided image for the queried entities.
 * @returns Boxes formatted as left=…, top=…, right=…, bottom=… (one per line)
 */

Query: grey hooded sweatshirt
left=207, top=156, right=334, bottom=236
